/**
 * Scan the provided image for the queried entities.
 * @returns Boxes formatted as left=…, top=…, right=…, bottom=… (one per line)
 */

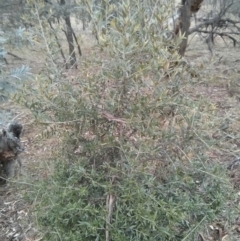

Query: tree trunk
left=177, top=0, right=204, bottom=56
left=48, top=20, right=68, bottom=69
left=178, top=0, right=192, bottom=56
left=60, top=0, right=77, bottom=69
left=65, top=16, right=77, bottom=68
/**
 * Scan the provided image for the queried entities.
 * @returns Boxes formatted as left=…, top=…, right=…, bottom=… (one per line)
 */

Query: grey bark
left=61, top=0, right=77, bottom=69
left=178, top=0, right=192, bottom=56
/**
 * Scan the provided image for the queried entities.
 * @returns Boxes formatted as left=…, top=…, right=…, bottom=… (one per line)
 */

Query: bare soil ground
left=1, top=31, right=240, bottom=240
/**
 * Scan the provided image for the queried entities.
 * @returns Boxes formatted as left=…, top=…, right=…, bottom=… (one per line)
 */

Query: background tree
left=188, top=0, right=240, bottom=53
left=20, top=0, right=82, bottom=69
